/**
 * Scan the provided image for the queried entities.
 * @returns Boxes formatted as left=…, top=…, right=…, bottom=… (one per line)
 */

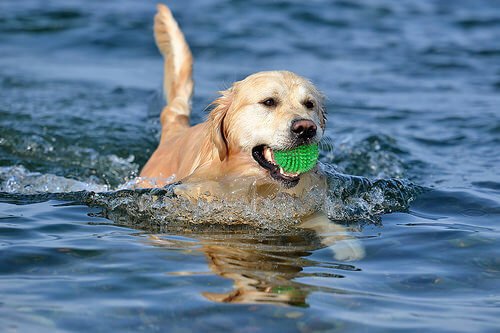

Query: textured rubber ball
left=273, top=143, right=319, bottom=174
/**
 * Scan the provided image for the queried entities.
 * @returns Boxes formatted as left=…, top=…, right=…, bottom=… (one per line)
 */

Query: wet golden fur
left=138, top=4, right=365, bottom=268
left=140, top=4, right=327, bottom=199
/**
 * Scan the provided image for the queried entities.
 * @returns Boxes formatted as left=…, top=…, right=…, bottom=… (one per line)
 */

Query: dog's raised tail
left=154, top=4, right=193, bottom=137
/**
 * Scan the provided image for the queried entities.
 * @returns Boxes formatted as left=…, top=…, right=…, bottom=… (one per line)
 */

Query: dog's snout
left=291, top=119, right=317, bottom=140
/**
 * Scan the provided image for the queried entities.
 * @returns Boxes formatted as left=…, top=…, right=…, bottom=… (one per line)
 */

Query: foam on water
left=0, top=155, right=421, bottom=232
left=86, top=172, right=419, bottom=232
left=0, top=165, right=108, bottom=194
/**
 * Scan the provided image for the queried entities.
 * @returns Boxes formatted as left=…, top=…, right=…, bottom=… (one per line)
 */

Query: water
left=1, top=0, right=499, bottom=331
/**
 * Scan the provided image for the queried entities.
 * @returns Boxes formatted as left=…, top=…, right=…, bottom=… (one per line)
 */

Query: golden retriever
left=137, top=4, right=365, bottom=262
left=139, top=4, right=327, bottom=200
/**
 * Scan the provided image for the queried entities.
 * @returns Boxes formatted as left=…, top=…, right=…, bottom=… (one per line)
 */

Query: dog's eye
left=304, top=100, right=315, bottom=109
left=261, top=98, right=276, bottom=107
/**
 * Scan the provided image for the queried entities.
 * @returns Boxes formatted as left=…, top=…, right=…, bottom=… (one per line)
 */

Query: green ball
left=273, top=143, right=319, bottom=174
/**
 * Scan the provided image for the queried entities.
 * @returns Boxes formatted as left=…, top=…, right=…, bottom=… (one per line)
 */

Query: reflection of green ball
left=274, top=143, right=319, bottom=174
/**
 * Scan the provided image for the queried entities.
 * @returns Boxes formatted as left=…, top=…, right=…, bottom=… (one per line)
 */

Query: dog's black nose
left=291, top=119, right=317, bottom=140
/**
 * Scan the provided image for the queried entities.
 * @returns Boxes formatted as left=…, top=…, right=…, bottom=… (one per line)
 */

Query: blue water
left=1, top=0, right=500, bottom=332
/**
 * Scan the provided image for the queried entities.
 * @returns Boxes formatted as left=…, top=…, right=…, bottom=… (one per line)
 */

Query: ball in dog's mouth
left=252, top=145, right=304, bottom=188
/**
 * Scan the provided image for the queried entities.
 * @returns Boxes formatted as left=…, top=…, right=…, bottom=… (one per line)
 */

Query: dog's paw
left=326, top=237, right=365, bottom=262
left=300, top=212, right=366, bottom=261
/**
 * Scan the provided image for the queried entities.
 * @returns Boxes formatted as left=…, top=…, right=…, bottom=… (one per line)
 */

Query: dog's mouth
left=252, top=145, right=300, bottom=188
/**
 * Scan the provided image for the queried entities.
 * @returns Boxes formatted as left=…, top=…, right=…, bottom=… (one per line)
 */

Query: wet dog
left=140, top=4, right=326, bottom=200
left=138, top=4, right=364, bottom=261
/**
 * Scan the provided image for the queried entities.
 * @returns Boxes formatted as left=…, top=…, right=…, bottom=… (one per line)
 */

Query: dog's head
left=208, top=71, right=326, bottom=188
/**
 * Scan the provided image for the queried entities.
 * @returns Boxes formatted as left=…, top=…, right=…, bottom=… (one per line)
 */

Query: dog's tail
left=154, top=4, right=193, bottom=139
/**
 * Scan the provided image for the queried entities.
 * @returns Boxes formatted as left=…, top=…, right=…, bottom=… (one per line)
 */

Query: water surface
left=1, top=0, right=499, bottom=332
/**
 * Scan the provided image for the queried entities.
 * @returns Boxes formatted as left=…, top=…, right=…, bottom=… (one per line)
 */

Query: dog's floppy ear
left=315, top=91, right=327, bottom=130
left=319, top=105, right=327, bottom=129
left=208, top=88, right=233, bottom=161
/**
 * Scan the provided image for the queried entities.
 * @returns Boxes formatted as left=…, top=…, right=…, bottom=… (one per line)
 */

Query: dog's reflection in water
left=149, top=214, right=364, bottom=306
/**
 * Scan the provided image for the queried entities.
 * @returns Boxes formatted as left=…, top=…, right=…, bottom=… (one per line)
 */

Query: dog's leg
left=300, top=213, right=365, bottom=261
left=154, top=4, right=194, bottom=141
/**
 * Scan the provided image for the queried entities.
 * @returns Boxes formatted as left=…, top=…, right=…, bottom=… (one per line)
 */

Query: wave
left=0, top=162, right=423, bottom=232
